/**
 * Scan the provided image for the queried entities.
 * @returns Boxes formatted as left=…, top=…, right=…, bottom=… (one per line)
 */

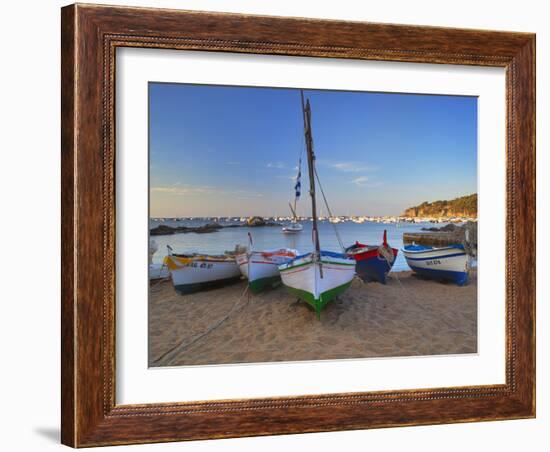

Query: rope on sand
left=150, top=276, right=171, bottom=289
left=152, top=284, right=250, bottom=366
left=390, top=270, right=406, bottom=291
left=149, top=263, right=170, bottom=289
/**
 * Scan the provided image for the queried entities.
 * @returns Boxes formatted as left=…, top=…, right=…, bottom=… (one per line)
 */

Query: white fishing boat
left=402, top=243, right=469, bottom=285
left=279, top=91, right=355, bottom=318
left=164, top=247, right=241, bottom=294
left=236, top=243, right=298, bottom=293
left=279, top=251, right=355, bottom=316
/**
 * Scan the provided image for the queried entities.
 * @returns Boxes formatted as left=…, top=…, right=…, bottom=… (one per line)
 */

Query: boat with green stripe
left=279, top=251, right=356, bottom=317
left=278, top=90, right=356, bottom=318
left=235, top=247, right=299, bottom=294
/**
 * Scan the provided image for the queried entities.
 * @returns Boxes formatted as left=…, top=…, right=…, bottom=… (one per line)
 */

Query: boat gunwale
left=279, top=257, right=356, bottom=272
left=401, top=244, right=466, bottom=255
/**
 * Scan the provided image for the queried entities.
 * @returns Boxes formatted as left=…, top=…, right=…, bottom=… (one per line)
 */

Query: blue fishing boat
left=345, top=230, right=398, bottom=284
left=402, top=243, right=469, bottom=286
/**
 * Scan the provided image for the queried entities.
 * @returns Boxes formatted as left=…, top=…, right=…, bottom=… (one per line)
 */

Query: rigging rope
left=378, top=244, right=396, bottom=264
left=313, top=166, right=346, bottom=252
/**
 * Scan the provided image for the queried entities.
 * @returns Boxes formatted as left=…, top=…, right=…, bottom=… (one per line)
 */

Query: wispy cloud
left=151, top=183, right=263, bottom=198
left=232, top=190, right=264, bottom=199
left=319, top=160, right=379, bottom=173
left=150, top=183, right=215, bottom=195
left=351, top=176, right=369, bottom=187
left=267, top=161, right=286, bottom=169
left=350, top=177, right=383, bottom=188
left=226, top=161, right=240, bottom=166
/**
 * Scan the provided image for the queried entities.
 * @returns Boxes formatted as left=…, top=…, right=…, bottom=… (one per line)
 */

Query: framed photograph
left=61, top=3, right=535, bottom=447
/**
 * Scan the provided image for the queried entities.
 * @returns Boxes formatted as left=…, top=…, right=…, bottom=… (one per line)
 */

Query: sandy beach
left=149, top=270, right=477, bottom=367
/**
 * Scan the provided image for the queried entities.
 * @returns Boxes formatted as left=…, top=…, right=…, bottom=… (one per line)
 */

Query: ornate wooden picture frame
left=61, top=3, right=535, bottom=447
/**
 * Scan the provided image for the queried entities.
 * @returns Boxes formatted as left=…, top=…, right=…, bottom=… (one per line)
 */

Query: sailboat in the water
left=279, top=91, right=356, bottom=318
left=282, top=160, right=304, bottom=234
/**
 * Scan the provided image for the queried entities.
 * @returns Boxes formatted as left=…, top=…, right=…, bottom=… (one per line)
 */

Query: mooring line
left=152, top=284, right=250, bottom=366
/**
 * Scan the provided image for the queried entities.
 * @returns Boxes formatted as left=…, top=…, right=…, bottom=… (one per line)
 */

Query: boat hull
left=279, top=251, right=355, bottom=317
left=348, top=246, right=398, bottom=284
left=235, top=249, right=297, bottom=293
left=164, top=255, right=241, bottom=294
left=402, top=244, right=469, bottom=286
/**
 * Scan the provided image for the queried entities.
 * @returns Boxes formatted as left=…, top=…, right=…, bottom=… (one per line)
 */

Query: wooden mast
left=301, top=90, right=322, bottom=275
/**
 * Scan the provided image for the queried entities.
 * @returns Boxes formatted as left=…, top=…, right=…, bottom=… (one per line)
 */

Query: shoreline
left=149, top=270, right=477, bottom=367
left=149, top=217, right=477, bottom=237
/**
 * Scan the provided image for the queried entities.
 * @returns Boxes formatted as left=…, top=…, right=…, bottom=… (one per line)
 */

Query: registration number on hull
left=185, top=262, right=214, bottom=269
left=425, top=259, right=442, bottom=266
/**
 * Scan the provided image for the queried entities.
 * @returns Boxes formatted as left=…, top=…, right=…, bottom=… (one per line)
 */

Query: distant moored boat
left=282, top=222, right=303, bottom=234
left=281, top=158, right=303, bottom=234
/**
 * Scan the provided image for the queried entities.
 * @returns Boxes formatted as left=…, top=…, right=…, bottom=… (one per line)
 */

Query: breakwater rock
left=150, top=223, right=223, bottom=236
left=404, top=221, right=477, bottom=256
left=150, top=218, right=282, bottom=236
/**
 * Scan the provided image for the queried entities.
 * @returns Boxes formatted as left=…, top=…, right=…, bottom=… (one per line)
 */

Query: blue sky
left=149, top=83, right=477, bottom=217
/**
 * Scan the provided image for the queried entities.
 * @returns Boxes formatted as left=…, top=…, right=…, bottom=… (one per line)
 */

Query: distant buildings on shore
left=150, top=215, right=477, bottom=225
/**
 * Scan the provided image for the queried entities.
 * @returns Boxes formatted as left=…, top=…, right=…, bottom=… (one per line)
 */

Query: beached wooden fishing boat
left=346, top=230, right=398, bottom=284
left=401, top=243, right=469, bottom=286
left=236, top=247, right=298, bottom=293
left=279, top=91, right=355, bottom=318
left=279, top=251, right=355, bottom=316
left=163, top=251, right=241, bottom=294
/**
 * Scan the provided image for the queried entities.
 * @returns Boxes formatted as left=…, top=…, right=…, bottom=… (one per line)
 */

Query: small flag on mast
left=294, top=159, right=301, bottom=199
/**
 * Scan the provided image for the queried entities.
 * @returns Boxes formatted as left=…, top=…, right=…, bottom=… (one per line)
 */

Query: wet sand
left=149, top=271, right=477, bottom=367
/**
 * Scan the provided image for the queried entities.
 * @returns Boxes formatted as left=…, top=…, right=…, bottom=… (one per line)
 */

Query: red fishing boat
left=345, top=230, right=398, bottom=284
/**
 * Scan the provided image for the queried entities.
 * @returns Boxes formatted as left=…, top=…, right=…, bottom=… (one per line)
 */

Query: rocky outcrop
left=149, top=223, right=222, bottom=236
left=246, top=216, right=266, bottom=226
left=150, top=218, right=281, bottom=236
left=403, top=194, right=477, bottom=218
left=421, top=223, right=460, bottom=232
left=245, top=216, right=280, bottom=227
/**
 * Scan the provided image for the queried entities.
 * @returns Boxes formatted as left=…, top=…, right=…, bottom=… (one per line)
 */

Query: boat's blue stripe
left=405, top=252, right=466, bottom=261
left=320, top=250, right=348, bottom=259
left=409, top=265, right=468, bottom=286
left=288, top=250, right=348, bottom=263
left=403, top=244, right=465, bottom=252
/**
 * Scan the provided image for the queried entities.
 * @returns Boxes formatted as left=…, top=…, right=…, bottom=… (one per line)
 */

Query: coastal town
left=150, top=193, right=478, bottom=236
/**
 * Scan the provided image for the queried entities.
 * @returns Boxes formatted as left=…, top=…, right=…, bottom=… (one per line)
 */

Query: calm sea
left=149, top=218, right=447, bottom=272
